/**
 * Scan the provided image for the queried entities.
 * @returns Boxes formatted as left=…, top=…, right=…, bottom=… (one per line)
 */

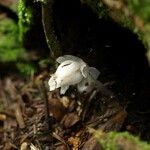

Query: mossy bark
left=41, top=0, right=61, bottom=58
left=81, top=0, right=150, bottom=64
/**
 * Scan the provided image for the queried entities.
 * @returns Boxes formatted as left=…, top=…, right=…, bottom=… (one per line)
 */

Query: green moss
left=34, top=0, right=47, bottom=4
left=128, top=0, right=150, bottom=22
left=39, top=58, right=54, bottom=67
left=0, top=18, right=24, bottom=62
left=80, top=0, right=136, bottom=33
left=18, top=0, right=33, bottom=42
left=0, top=17, right=37, bottom=76
left=16, top=62, right=36, bottom=76
left=127, top=0, right=150, bottom=62
left=94, top=131, right=150, bottom=150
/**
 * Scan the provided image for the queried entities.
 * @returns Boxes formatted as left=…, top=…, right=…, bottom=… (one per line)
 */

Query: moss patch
left=0, top=17, right=37, bottom=76
left=93, top=130, right=150, bottom=150
left=16, top=62, right=36, bottom=76
left=128, top=0, right=150, bottom=22
left=0, top=18, right=24, bottom=62
left=18, top=0, right=33, bottom=42
left=127, top=0, right=150, bottom=62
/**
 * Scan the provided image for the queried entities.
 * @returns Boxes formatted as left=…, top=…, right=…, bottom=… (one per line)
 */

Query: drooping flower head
left=48, top=55, right=102, bottom=94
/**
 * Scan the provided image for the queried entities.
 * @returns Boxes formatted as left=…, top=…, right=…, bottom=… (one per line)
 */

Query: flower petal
left=60, top=85, right=69, bottom=95
left=89, top=67, right=100, bottom=79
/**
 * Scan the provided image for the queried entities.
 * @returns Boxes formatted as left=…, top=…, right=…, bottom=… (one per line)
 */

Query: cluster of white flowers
left=48, top=55, right=100, bottom=94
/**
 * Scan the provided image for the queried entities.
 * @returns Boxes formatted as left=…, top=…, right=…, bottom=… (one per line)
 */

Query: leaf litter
left=0, top=70, right=149, bottom=150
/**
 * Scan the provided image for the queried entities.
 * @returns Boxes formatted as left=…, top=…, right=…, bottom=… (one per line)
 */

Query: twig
left=40, top=81, right=51, bottom=131
left=53, top=132, right=70, bottom=150
left=15, top=103, right=25, bottom=129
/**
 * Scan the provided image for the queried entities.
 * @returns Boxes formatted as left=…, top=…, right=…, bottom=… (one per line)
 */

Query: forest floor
left=0, top=71, right=150, bottom=150
left=1, top=0, right=150, bottom=149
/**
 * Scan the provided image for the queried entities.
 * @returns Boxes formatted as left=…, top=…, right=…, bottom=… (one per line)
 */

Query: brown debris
left=55, top=144, right=68, bottom=150
left=20, top=142, right=28, bottom=150
left=62, top=112, right=80, bottom=128
left=81, top=136, right=103, bottom=150
left=98, top=109, right=127, bottom=132
left=14, top=103, right=25, bottom=129
left=0, top=114, right=6, bottom=121
left=48, top=95, right=66, bottom=121
left=0, top=72, right=148, bottom=149
left=68, top=136, right=80, bottom=150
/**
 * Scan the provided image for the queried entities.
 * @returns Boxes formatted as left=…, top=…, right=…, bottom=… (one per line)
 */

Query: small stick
left=15, top=103, right=25, bottom=129
left=40, top=81, right=51, bottom=131
left=40, top=81, right=55, bottom=149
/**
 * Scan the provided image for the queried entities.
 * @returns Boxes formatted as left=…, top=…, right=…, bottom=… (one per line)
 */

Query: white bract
left=48, top=55, right=100, bottom=94
left=77, top=67, right=100, bottom=94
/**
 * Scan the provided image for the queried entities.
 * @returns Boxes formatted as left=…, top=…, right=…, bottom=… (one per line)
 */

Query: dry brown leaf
left=62, top=112, right=80, bottom=128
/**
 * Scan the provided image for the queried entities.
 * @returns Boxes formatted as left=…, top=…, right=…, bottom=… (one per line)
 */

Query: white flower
left=48, top=55, right=88, bottom=94
left=77, top=67, right=100, bottom=94
left=48, top=55, right=107, bottom=95
left=48, top=55, right=113, bottom=97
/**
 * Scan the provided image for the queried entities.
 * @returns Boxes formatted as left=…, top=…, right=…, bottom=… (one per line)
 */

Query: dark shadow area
left=0, top=4, right=18, bottom=22
left=53, top=0, right=150, bottom=140
left=22, top=2, right=49, bottom=56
